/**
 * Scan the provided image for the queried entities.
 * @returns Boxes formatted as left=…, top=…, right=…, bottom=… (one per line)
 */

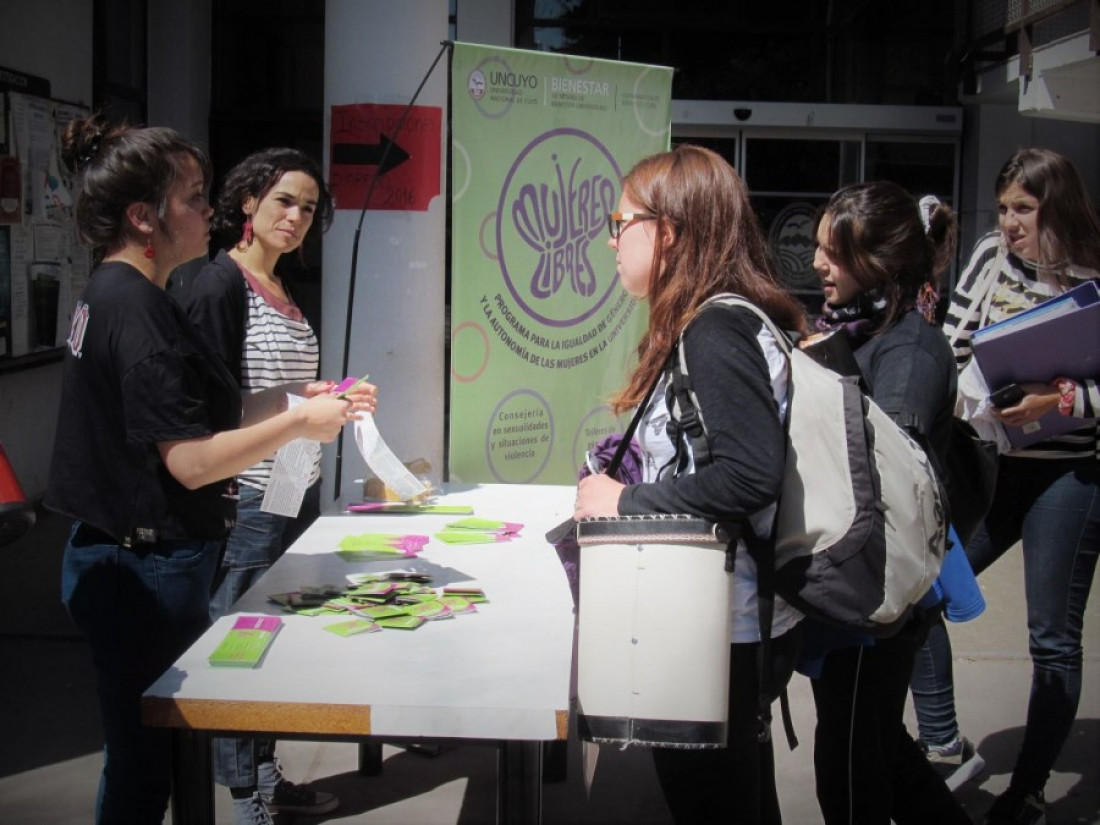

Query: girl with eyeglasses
left=576, top=144, right=806, bottom=824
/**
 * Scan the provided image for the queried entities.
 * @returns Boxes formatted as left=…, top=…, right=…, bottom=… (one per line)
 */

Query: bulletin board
left=0, top=88, right=92, bottom=364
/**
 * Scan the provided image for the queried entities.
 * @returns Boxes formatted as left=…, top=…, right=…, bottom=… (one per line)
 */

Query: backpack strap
left=667, top=294, right=799, bottom=750
left=667, top=293, right=795, bottom=466
left=544, top=353, right=671, bottom=545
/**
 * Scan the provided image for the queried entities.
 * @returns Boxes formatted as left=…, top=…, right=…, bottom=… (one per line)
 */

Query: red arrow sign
left=329, top=103, right=442, bottom=212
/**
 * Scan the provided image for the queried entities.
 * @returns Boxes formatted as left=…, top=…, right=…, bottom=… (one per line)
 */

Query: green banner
left=449, top=43, right=672, bottom=484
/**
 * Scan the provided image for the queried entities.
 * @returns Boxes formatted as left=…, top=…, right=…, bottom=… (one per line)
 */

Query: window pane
left=865, top=140, right=956, bottom=201
left=754, top=195, right=827, bottom=311
left=745, top=139, right=859, bottom=194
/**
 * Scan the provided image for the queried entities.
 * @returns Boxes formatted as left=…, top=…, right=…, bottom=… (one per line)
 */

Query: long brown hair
left=612, top=144, right=806, bottom=413
left=995, top=147, right=1100, bottom=274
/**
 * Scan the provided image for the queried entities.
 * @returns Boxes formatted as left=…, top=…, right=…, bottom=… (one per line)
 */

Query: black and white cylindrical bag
left=575, top=514, right=735, bottom=749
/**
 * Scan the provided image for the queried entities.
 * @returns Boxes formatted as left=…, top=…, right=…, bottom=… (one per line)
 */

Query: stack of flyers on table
left=433, top=517, right=524, bottom=545
left=268, top=573, right=488, bottom=637
left=208, top=615, right=284, bottom=668
left=335, top=532, right=430, bottom=561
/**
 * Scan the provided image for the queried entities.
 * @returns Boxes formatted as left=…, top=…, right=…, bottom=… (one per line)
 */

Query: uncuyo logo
left=468, top=69, right=486, bottom=100
left=497, top=129, right=622, bottom=328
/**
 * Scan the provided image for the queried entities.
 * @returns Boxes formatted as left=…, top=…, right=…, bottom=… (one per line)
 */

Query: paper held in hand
left=262, top=394, right=322, bottom=517
left=353, top=413, right=431, bottom=502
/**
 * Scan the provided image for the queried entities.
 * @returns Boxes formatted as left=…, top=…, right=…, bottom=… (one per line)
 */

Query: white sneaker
left=233, top=792, right=274, bottom=825
left=924, top=736, right=986, bottom=791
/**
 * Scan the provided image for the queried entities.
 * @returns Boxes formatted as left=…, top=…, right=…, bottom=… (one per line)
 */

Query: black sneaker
left=263, top=778, right=339, bottom=815
left=257, top=758, right=339, bottom=816
left=984, top=786, right=1046, bottom=825
left=923, top=736, right=986, bottom=791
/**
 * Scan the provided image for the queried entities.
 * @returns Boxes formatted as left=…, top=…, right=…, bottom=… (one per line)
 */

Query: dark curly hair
left=211, top=147, right=334, bottom=250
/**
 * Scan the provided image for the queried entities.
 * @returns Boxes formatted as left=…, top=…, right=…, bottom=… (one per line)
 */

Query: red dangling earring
left=143, top=237, right=155, bottom=259
left=241, top=219, right=254, bottom=247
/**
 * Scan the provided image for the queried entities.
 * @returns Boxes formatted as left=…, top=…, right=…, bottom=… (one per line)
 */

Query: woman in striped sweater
left=172, top=148, right=376, bottom=825
left=937, top=147, right=1100, bottom=825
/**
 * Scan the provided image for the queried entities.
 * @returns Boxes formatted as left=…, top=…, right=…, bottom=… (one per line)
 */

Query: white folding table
left=142, top=483, right=576, bottom=824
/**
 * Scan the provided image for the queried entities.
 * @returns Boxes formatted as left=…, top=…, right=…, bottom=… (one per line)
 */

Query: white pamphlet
left=353, top=413, right=430, bottom=501
left=261, top=395, right=321, bottom=517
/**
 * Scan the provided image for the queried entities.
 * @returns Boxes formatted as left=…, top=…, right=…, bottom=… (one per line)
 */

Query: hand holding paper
left=296, top=393, right=357, bottom=442
left=331, top=375, right=379, bottom=413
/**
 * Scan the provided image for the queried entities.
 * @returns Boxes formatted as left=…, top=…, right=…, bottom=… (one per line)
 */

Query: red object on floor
left=0, top=441, right=35, bottom=546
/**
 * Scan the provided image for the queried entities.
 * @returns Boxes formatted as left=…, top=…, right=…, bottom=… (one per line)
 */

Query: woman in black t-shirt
left=45, top=116, right=359, bottom=825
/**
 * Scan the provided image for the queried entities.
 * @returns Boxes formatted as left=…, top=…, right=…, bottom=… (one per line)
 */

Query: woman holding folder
left=939, top=147, right=1100, bottom=825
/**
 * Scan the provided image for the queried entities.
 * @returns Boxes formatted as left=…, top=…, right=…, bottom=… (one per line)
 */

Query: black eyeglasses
left=607, top=211, right=656, bottom=239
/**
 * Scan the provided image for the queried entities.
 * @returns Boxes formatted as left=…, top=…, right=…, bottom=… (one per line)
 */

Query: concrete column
left=322, top=0, right=450, bottom=503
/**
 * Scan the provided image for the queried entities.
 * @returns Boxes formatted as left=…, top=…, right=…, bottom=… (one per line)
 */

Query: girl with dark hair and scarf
left=798, top=180, right=971, bottom=825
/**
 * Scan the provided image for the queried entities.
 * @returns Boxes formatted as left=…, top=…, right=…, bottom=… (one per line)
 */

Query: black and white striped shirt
left=238, top=267, right=321, bottom=489
left=943, top=232, right=1098, bottom=460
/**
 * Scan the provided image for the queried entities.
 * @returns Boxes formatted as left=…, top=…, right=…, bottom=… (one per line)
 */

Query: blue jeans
left=909, top=525, right=984, bottom=748
left=969, top=456, right=1099, bottom=794
left=211, top=481, right=320, bottom=789
left=912, top=456, right=1098, bottom=791
left=61, top=525, right=220, bottom=824
left=909, top=613, right=957, bottom=746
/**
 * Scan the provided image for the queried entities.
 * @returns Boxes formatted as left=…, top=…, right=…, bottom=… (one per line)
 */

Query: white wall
left=0, top=0, right=94, bottom=499
left=321, top=0, right=452, bottom=503
left=318, top=0, right=513, bottom=504
left=1, top=0, right=93, bottom=105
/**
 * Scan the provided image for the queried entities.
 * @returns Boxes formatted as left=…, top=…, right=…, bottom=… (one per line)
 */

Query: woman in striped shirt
left=173, top=147, right=376, bottom=825
left=933, top=148, right=1100, bottom=825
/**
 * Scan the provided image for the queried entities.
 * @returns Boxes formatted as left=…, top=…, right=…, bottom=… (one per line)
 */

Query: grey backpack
left=669, top=295, right=947, bottom=637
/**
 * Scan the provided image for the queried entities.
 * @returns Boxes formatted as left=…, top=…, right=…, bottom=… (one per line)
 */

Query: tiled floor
left=1, top=505, right=1097, bottom=824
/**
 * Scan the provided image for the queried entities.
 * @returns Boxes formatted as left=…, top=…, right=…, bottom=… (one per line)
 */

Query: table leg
left=169, top=729, right=214, bottom=825
left=542, top=739, right=568, bottom=783
left=497, top=740, right=542, bottom=825
left=358, top=741, right=383, bottom=775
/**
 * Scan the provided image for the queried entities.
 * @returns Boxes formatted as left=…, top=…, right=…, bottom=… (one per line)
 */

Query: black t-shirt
left=168, top=250, right=247, bottom=385
left=45, top=262, right=243, bottom=543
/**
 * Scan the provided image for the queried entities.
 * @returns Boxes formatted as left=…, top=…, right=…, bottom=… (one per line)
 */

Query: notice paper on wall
left=353, top=413, right=430, bottom=502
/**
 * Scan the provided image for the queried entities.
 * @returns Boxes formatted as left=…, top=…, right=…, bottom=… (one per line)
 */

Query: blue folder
left=971, top=280, right=1099, bottom=448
